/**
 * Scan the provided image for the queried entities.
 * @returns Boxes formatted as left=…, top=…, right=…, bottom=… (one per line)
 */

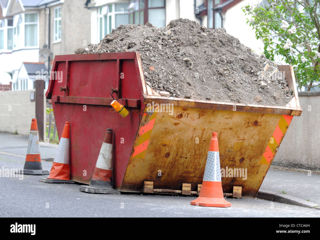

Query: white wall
left=0, top=90, right=35, bottom=135
left=179, top=0, right=196, bottom=21
left=0, top=49, right=39, bottom=82
left=274, top=93, right=320, bottom=170
left=202, top=15, right=208, bottom=28
left=0, top=72, right=11, bottom=84
left=90, top=9, right=99, bottom=44
left=166, top=0, right=179, bottom=24
left=224, top=0, right=264, bottom=55
left=92, top=0, right=122, bottom=6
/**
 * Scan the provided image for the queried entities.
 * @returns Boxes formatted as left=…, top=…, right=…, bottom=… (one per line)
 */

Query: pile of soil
left=76, top=19, right=294, bottom=106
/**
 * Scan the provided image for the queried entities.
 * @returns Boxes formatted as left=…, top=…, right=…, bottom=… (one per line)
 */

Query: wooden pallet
left=143, top=181, right=242, bottom=198
left=144, top=181, right=199, bottom=195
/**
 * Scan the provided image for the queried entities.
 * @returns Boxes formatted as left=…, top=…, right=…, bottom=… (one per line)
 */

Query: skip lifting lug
left=110, top=89, right=119, bottom=100
left=110, top=89, right=129, bottom=118
left=60, top=86, right=68, bottom=92
left=110, top=89, right=128, bottom=107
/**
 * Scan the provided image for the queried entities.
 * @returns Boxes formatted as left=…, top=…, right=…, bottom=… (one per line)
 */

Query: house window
left=129, top=0, right=144, bottom=25
left=7, top=18, right=14, bottom=50
left=214, top=0, right=222, bottom=28
left=54, top=7, right=62, bottom=42
left=98, top=3, right=129, bottom=40
left=129, top=0, right=165, bottom=27
left=148, top=0, right=164, bottom=7
left=25, top=13, right=38, bottom=47
left=208, top=0, right=223, bottom=29
left=0, top=20, right=4, bottom=50
left=115, top=3, right=130, bottom=28
left=14, top=15, right=23, bottom=49
left=148, top=0, right=165, bottom=27
left=98, top=6, right=108, bottom=40
left=207, top=0, right=213, bottom=28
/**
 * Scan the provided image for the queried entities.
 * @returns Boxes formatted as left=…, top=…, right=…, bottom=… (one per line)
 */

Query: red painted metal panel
left=46, top=53, right=145, bottom=187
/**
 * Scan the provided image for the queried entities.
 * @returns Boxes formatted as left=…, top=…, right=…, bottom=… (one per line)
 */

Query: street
left=0, top=132, right=319, bottom=217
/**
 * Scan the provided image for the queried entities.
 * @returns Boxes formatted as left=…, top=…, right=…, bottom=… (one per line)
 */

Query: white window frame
left=97, top=6, right=108, bottom=41
left=7, top=17, right=14, bottom=50
left=24, top=12, right=39, bottom=48
left=97, top=3, right=129, bottom=41
left=53, top=6, right=62, bottom=43
left=207, top=0, right=213, bottom=28
left=0, top=13, right=39, bottom=52
left=13, top=15, right=21, bottom=49
left=114, top=2, right=130, bottom=29
left=214, top=0, right=223, bottom=29
left=0, top=19, right=5, bottom=51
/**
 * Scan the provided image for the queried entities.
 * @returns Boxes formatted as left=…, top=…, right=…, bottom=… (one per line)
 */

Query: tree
left=243, top=0, right=320, bottom=91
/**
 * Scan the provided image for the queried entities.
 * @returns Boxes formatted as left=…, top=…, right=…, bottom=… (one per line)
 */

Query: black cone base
left=40, top=178, right=75, bottom=184
left=79, top=184, right=119, bottom=194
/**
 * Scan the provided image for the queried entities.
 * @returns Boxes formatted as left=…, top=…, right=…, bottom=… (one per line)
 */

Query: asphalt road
left=0, top=133, right=319, bottom=217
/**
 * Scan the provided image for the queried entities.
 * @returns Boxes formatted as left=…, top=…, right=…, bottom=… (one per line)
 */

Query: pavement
left=0, top=132, right=319, bottom=217
left=260, top=166, right=320, bottom=208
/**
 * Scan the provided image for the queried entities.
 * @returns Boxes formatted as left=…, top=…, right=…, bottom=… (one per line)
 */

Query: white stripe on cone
left=26, top=131, right=40, bottom=154
left=54, top=137, right=70, bottom=164
left=203, top=151, right=221, bottom=182
left=96, top=142, right=112, bottom=170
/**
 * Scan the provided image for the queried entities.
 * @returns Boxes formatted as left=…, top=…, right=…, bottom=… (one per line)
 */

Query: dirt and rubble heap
left=76, top=19, right=294, bottom=106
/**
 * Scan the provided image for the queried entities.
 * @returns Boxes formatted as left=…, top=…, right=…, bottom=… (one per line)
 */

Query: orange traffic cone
left=41, top=121, right=74, bottom=184
left=80, top=129, right=118, bottom=194
left=19, top=119, right=49, bottom=175
left=191, top=132, right=231, bottom=207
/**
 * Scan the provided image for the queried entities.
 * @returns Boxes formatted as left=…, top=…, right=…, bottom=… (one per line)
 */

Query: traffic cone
left=191, top=132, right=231, bottom=207
left=41, top=121, right=74, bottom=184
left=19, top=119, right=49, bottom=175
left=80, top=129, right=118, bottom=194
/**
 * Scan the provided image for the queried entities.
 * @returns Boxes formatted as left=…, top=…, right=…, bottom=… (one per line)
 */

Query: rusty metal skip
left=46, top=52, right=302, bottom=197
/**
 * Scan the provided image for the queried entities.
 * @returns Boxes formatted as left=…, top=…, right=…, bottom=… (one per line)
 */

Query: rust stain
left=176, top=113, right=183, bottom=119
